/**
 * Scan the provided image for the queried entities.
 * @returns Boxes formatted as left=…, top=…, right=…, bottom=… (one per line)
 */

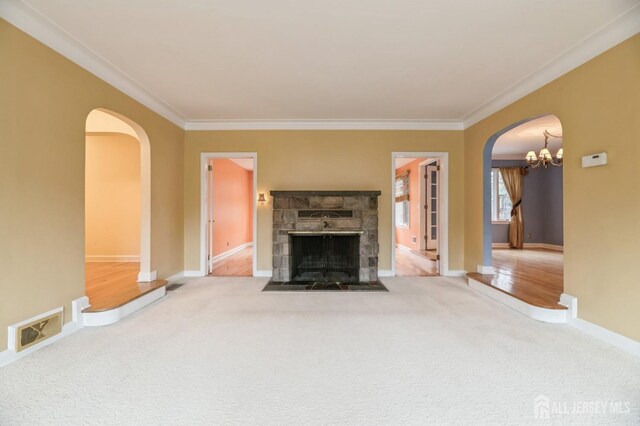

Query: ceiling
left=230, top=158, right=254, bottom=171
left=492, top=115, right=562, bottom=158
left=4, top=1, right=640, bottom=128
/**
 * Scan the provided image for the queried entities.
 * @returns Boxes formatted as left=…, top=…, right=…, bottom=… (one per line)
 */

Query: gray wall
left=492, top=160, right=563, bottom=245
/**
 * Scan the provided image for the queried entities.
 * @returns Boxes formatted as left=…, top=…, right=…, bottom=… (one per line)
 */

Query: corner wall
left=0, top=19, right=185, bottom=352
left=464, top=34, right=640, bottom=341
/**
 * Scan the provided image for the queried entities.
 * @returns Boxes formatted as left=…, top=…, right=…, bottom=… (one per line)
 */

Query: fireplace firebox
left=291, top=234, right=360, bottom=283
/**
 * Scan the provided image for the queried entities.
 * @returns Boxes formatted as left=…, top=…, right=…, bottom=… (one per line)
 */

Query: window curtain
left=499, top=167, right=524, bottom=249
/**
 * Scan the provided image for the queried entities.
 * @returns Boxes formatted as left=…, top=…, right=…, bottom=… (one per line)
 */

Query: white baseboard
left=164, top=271, right=185, bottom=284
left=212, top=242, right=252, bottom=264
left=395, top=244, right=414, bottom=253
left=378, top=269, right=394, bottom=277
left=137, top=270, right=157, bottom=282
left=83, top=287, right=166, bottom=327
left=254, top=269, right=273, bottom=278
left=468, top=277, right=568, bottom=323
left=568, top=316, right=640, bottom=357
left=477, top=264, right=495, bottom=274
left=492, top=243, right=564, bottom=251
left=85, top=255, right=140, bottom=262
left=184, top=270, right=204, bottom=277
left=0, top=296, right=88, bottom=367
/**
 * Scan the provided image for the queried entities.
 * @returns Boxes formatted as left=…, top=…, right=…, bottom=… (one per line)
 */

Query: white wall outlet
left=582, top=152, right=607, bottom=168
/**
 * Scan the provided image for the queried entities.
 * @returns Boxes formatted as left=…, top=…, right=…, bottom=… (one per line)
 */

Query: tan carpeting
left=0, top=276, right=638, bottom=424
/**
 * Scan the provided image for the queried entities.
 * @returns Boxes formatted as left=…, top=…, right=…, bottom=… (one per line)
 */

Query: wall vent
left=9, top=308, right=63, bottom=352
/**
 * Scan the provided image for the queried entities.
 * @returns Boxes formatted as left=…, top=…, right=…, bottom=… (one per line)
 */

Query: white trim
left=559, top=293, right=577, bottom=319
left=467, top=277, right=568, bottom=323
left=0, top=1, right=185, bottom=128
left=568, top=317, right=640, bottom=357
left=391, top=152, right=449, bottom=277
left=0, top=297, right=87, bottom=367
left=200, top=152, right=258, bottom=277
left=476, top=264, right=495, bottom=275
left=254, top=269, right=273, bottom=278
left=137, top=270, right=157, bottom=283
left=211, top=242, right=253, bottom=264
left=463, top=5, right=640, bottom=128
left=378, top=269, right=394, bottom=278
left=185, top=120, right=463, bottom=131
left=184, top=270, right=204, bottom=277
left=83, top=287, right=165, bottom=327
left=164, top=271, right=185, bottom=284
left=492, top=243, right=564, bottom=251
left=85, top=255, right=140, bottom=262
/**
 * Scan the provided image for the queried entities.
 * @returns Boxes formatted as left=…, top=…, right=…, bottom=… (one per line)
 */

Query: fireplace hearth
left=269, top=191, right=381, bottom=286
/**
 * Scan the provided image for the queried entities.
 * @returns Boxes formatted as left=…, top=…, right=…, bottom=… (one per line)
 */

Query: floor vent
left=9, top=308, right=63, bottom=352
left=166, top=283, right=185, bottom=291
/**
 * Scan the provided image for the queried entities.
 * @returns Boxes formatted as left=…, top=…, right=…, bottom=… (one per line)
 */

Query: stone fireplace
left=270, top=191, right=381, bottom=283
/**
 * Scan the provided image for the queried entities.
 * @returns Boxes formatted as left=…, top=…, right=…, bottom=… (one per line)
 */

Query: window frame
left=491, top=168, right=512, bottom=224
left=395, top=171, right=410, bottom=228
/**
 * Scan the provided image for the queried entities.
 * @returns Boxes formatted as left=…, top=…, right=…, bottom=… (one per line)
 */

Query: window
left=395, top=172, right=410, bottom=227
left=491, top=168, right=513, bottom=222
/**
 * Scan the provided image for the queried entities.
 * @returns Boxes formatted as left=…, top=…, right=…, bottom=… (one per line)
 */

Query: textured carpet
left=0, top=276, right=638, bottom=425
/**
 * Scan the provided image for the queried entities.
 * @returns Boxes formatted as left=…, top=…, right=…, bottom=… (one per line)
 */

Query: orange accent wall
left=395, top=158, right=426, bottom=249
left=211, top=159, right=253, bottom=256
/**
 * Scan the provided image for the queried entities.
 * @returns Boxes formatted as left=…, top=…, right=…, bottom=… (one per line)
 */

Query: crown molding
left=462, top=4, right=640, bottom=129
left=184, top=120, right=464, bottom=131
left=0, top=0, right=186, bottom=128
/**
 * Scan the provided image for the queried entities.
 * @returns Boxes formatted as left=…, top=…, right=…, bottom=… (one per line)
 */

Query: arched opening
left=84, top=108, right=154, bottom=311
left=478, top=114, right=564, bottom=308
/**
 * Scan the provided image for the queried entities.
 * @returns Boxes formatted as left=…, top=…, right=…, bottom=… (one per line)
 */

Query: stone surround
left=271, top=191, right=381, bottom=282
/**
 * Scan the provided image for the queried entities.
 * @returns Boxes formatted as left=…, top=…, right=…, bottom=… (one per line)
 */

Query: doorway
left=84, top=108, right=155, bottom=311
left=200, top=153, right=257, bottom=277
left=476, top=114, right=564, bottom=308
left=391, top=152, right=449, bottom=277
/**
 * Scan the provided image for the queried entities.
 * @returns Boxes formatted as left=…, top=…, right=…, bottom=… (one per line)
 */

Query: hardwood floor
left=395, top=248, right=438, bottom=277
left=467, top=248, right=565, bottom=310
left=85, top=262, right=167, bottom=312
left=210, top=246, right=253, bottom=276
left=411, top=249, right=438, bottom=261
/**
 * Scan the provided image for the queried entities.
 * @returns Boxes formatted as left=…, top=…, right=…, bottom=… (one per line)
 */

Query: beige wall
left=85, top=133, right=141, bottom=258
left=0, top=19, right=185, bottom=352
left=184, top=131, right=465, bottom=274
left=464, top=34, right=640, bottom=341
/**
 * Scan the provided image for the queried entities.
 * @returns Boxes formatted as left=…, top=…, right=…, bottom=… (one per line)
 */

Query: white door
left=207, top=162, right=215, bottom=274
left=426, top=163, right=439, bottom=251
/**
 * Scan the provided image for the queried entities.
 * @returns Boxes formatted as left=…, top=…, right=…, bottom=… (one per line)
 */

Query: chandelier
left=525, top=130, right=563, bottom=168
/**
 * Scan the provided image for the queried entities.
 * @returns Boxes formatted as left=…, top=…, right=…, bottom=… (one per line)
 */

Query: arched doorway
left=84, top=108, right=154, bottom=311
left=475, top=114, right=565, bottom=310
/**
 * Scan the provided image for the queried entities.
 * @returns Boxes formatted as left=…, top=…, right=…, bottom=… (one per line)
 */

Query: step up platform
left=466, top=272, right=571, bottom=323
left=83, top=280, right=167, bottom=326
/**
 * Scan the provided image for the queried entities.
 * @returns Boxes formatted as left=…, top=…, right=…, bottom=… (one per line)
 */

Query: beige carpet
left=0, top=276, right=638, bottom=425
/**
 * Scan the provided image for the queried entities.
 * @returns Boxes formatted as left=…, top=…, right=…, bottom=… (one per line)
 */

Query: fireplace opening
left=291, top=235, right=360, bottom=283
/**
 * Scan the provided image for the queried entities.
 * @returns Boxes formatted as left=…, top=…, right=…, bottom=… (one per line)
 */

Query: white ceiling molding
left=2, top=1, right=638, bottom=132
left=184, top=120, right=464, bottom=131
left=462, top=4, right=640, bottom=129
left=0, top=0, right=186, bottom=128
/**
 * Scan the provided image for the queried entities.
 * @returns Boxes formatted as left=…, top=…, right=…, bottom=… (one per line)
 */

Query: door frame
left=199, top=152, right=258, bottom=277
left=391, top=152, right=449, bottom=276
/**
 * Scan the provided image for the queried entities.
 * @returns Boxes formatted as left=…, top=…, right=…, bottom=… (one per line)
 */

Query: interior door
left=426, top=163, right=439, bottom=251
left=207, top=161, right=215, bottom=274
